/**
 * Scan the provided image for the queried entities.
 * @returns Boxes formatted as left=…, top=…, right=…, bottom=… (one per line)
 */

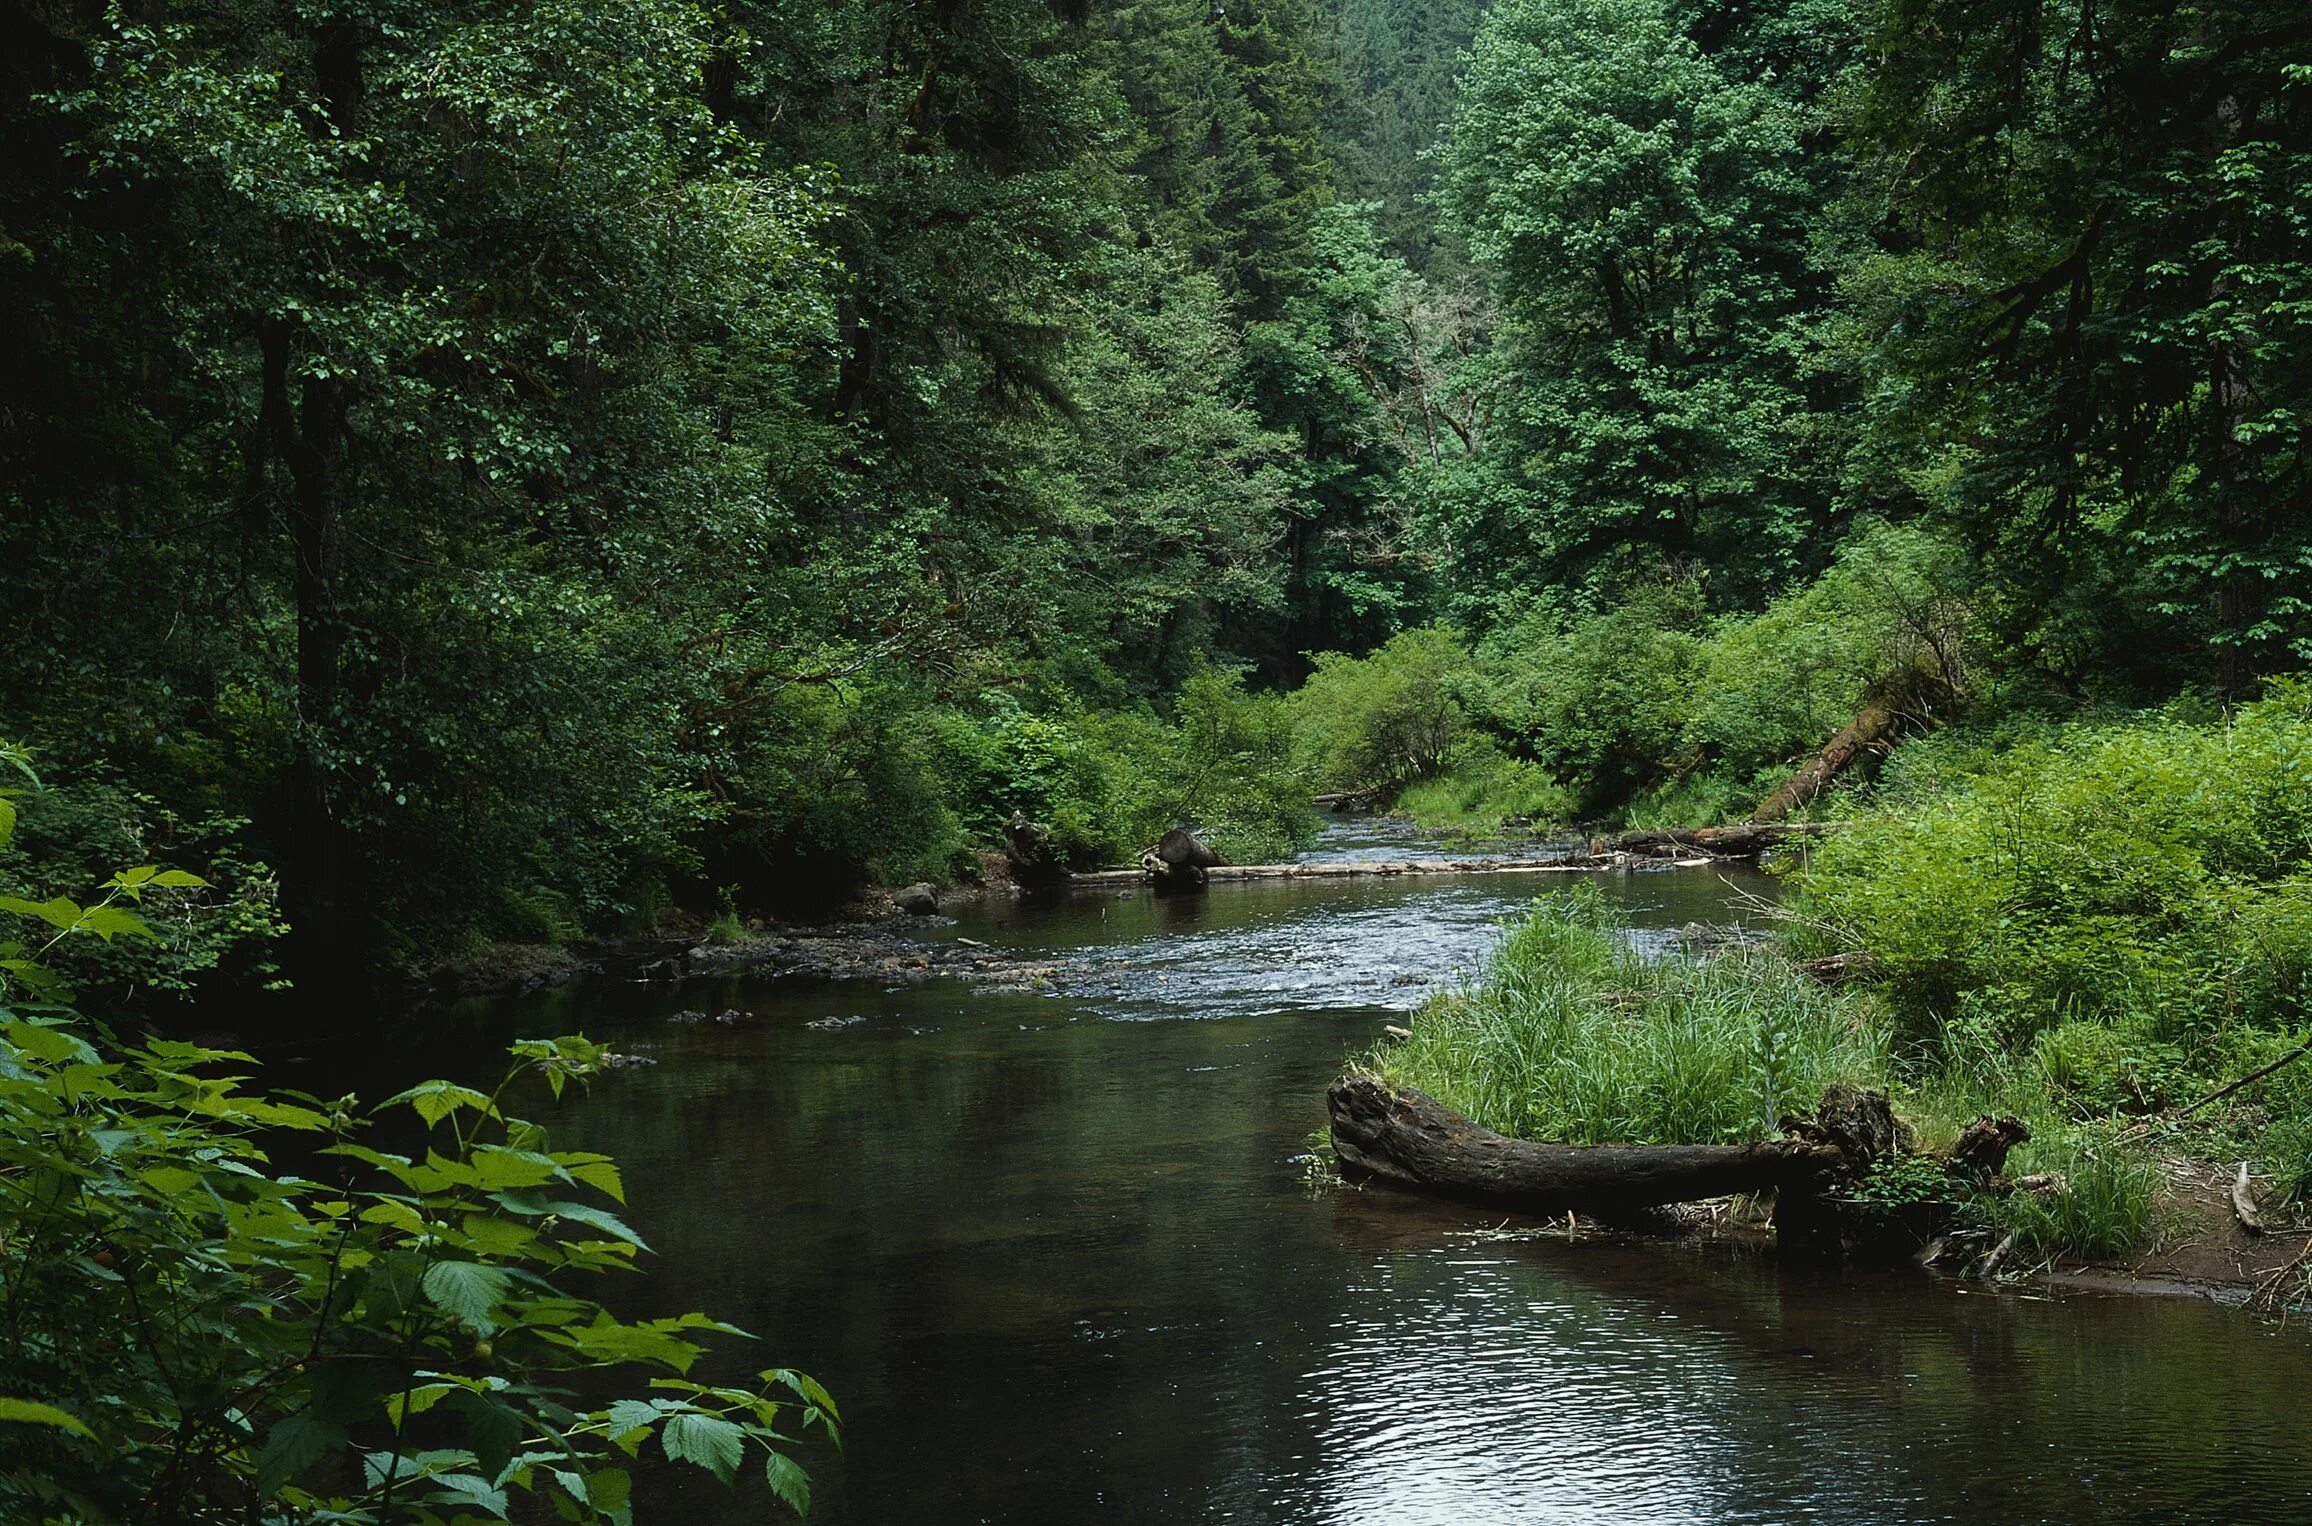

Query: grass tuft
left=1375, top=887, right=1887, bottom=1146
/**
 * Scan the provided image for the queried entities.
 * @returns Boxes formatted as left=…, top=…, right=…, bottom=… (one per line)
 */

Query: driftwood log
left=1069, top=853, right=1633, bottom=889
left=1330, top=1074, right=2029, bottom=1250
left=1329, top=1074, right=1847, bottom=1215
left=1610, top=823, right=1827, bottom=858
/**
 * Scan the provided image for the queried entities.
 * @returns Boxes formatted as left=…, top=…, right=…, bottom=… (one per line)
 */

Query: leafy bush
left=1290, top=626, right=1471, bottom=796
left=1680, top=522, right=1970, bottom=783
left=1394, top=738, right=1570, bottom=836
left=1462, top=580, right=1702, bottom=814
left=0, top=747, right=832, bottom=1522
left=1793, top=680, right=2312, bottom=1038
left=0, top=765, right=287, bottom=996
left=922, top=671, right=1318, bottom=869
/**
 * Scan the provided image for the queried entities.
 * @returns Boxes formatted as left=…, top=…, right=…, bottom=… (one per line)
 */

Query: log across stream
left=1063, top=822, right=1831, bottom=891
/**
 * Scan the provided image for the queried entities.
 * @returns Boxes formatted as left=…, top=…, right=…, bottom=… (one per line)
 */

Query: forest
left=7, top=0, right=2312, bottom=1516
left=7, top=0, right=2310, bottom=994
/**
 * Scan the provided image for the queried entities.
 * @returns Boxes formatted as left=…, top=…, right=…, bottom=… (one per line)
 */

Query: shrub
left=1394, top=739, right=1570, bottom=836
left=1793, top=680, right=2312, bottom=1038
left=0, top=745, right=832, bottom=1522
left=920, top=671, right=1318, bottom=869
left=1290, top=626, right=1472, bottom=796
left=1463, top=579, right=1702, bottom=814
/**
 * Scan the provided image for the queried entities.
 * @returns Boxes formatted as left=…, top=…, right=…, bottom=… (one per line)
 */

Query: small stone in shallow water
left=668, top=1008, right=710, bottom=1023
left=804, top=1014, right=866, bottom=1031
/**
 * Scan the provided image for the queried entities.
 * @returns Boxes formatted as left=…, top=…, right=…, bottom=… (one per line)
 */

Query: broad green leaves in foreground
left=0, top=779, right=832, bottom=1523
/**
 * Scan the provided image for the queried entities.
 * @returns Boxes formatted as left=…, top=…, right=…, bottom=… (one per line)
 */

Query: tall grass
left=1377, top=888, right=1888, bottom=1145
left=1898, top=1066, right=2160, bottom=1258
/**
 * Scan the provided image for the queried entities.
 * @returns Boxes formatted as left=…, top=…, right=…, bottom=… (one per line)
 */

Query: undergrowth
left=1370, top=888, right=2164, bottom=1258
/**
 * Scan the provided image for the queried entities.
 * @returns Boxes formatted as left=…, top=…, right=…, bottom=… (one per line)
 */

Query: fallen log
left=1313, top=789, right=1387, bottom=812
left=1067, top=853, right=1654, bottom=889
left=1329, top=1075, right=2030, bottom=1247
left=1611, top=823, right=1829, bottom=858
left=1751, top=693, right=1904, bottom=822
left=1795, top=951, right=1873, bottom=986
left=1327, top=1074, right=1848, bottom=1215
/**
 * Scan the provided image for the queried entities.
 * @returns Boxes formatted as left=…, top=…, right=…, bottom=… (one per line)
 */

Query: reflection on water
left=449, top=830, right=2312, bottom=1523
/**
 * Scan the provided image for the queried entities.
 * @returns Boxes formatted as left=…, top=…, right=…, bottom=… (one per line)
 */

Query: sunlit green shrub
left=1462, top=579, right=1703, bottom=813
left=1394, top=739, right=1570, bottom=836
left=1290, top=626, right=1472, bottom=796
left=1794, top=680, right=2312, bottom=1038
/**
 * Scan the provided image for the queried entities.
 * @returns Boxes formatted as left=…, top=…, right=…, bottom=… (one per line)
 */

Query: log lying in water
left=1610, top=822, right=1829, bottom=858
left=1330, top=1074, right=2031, bottom=1237
left=1069, top=853, right=1641, bottom=889
left=1327, top=1074, right=1848, bottom=1214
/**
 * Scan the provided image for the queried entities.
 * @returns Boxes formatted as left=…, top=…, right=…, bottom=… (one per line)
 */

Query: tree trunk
left=1611, top=823, right=1825, bottom=857
left=1749, top=690, right=1906, bottom=823
left=1331, top=1075, right=2031, bottom=1251
left=264, top=321, right=352, bottom=985
left=1327, top=1074, right=1847, bottom=1214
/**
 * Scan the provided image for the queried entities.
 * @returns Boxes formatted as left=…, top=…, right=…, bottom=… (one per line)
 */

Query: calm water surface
left=422, top=827, right=2312, bottom=1523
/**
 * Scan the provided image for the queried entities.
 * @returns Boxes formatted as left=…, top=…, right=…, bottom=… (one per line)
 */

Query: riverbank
left=1346, top=882, right=2312, bottom=1309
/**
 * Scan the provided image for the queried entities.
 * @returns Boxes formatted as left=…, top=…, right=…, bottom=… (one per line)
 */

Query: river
left=417, top=821, right=2312, bottom=1523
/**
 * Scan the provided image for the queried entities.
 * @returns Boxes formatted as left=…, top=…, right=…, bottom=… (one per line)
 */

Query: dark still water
left=431, top=842, right=2312, bottom=1523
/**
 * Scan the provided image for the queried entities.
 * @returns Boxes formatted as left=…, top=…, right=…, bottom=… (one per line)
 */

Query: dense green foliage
left=0, top=0, right=1368, bottom=980
left=10, top=0, right=2312, bottom=1296
left=0, top=751, right=831, bottom=1522
left=12, top=0, right=2308, bottom=984
left=1791, top=687, right=2312, bottom=1202
left=1288, top=524, right=1969, bottom=829
left=1799, top=684, right=2312, bottom=1044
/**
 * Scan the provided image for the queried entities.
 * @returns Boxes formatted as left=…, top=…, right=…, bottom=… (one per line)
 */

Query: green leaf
left=604, top=1398, right=662, bottom=1441
left=0, top=1399, right=93, bottom=1437
left=587, top=1467, right=632, bottom=1513
left=445, top=1391, right=525, bottom=1479
left=543, top=1200, right=648, bottom=1250
left=384, top=1080, right=497, bottom=1129
left=660, top=1412, right=745, bottom=1483
left=763, top=1450, right=812, bottom=1516
left=429, top=1472, right=507, bottom=1517
left=259, top=1411, right=347, bottom=1496
left=559, top=1152, right=626, bottom=1202
left=468, top=1146, right=561, bottom=1191
left=4, top=1020, right=98, bottom=1065
left=422, top=1260, right=513, bottom=1334
left=76, top=905, right=157, bottom=943
left=0, top=895, right=83, bottom=930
